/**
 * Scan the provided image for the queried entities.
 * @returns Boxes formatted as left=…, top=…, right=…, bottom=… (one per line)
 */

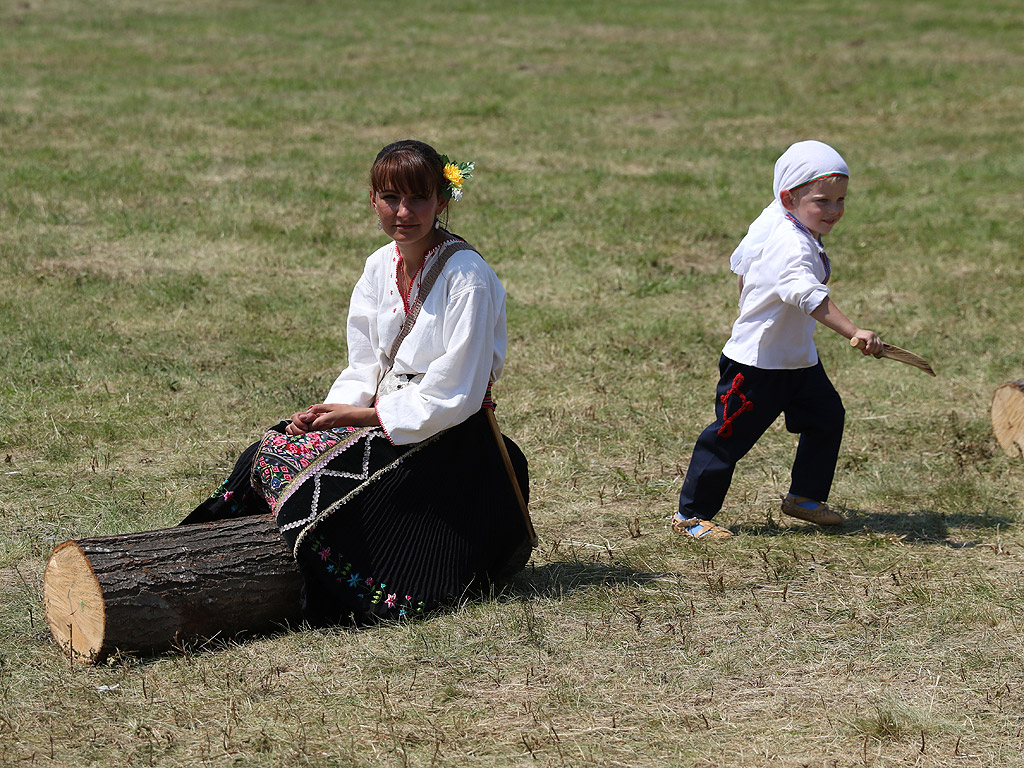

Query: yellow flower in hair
left=444, top=163, right=465, bottom=188
left=439, top=155, right=474, bottom=201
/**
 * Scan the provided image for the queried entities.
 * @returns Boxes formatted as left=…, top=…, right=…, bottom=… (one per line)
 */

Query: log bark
left=991, top=380, right=1024, bottom=458
left=44, top=514, right=302, bottom=663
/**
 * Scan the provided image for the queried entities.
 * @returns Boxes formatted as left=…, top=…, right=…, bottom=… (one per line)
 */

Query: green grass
left=2, top=0, right=1024, bottom=765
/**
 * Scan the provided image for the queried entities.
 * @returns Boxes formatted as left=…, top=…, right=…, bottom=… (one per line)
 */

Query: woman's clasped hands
left=286, top=404, right=380, bottom=435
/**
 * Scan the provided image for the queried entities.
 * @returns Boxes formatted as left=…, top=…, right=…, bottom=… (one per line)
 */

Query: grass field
left=2, top=0, right=1023, bottom=765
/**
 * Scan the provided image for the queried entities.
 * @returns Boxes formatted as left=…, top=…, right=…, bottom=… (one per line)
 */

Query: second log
left=992, top=380, right=1024, bottom=458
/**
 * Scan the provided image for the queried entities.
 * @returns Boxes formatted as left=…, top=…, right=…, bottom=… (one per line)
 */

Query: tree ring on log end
left=44, top=542, right=106, bottom=662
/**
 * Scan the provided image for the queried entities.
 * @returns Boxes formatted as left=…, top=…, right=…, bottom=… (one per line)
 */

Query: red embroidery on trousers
left=717, top=373, right=754, bottom=437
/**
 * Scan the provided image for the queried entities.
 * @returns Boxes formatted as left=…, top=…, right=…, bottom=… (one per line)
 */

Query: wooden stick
left=850, top=337, right=936, bottom=376
left=485, top=408, right=538, bottom=546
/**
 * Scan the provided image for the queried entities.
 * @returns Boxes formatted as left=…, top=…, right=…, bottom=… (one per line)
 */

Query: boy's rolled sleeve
left=796, top=285, right=830, bottom=315
left=768, top=234, right=830, bottom=315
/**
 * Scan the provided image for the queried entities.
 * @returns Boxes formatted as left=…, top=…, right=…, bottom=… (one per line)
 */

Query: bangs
left=370, top=150, right=441, bottom=198
left=791, top=172, right=848, bottom=192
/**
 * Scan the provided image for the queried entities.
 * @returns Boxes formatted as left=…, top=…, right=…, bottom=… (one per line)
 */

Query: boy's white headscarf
left=730, top=140, right=849, bottom=275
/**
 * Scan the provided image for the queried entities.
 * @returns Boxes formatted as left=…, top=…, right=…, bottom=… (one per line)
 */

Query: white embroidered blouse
left=324, top=240, right=507, bottom=445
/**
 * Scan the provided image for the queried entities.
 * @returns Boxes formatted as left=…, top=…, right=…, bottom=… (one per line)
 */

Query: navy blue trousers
left=678, top=355, right=845, bottom=520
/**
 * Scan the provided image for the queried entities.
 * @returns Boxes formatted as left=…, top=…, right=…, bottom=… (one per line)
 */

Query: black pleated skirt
left=249, top=410, right=530, bottom=624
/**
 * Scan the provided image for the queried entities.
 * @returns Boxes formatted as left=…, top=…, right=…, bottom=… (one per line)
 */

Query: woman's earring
left=377, top=219, right=383, bottom=231
left=434, top=218, right=440, bottom=230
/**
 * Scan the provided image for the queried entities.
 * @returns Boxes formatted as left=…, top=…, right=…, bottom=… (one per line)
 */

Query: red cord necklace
left=395, top=242, right=438, bottom=314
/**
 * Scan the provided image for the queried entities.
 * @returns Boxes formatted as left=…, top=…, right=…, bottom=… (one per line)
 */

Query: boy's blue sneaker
left=672, top=516, right=733, bottom=540
left=781, top=495, right=843, bottom=526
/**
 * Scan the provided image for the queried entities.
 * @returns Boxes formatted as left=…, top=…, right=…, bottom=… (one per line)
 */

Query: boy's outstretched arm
left=811, top=297, right=883, bottom=355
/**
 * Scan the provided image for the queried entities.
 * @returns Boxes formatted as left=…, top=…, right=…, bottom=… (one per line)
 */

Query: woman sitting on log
left=184, top=139, right=533, bottom=625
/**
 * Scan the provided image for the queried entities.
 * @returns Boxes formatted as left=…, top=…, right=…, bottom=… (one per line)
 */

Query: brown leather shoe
left=781, top=495, right=843, bottom=526
left=672, top=516, right=734, bottom=539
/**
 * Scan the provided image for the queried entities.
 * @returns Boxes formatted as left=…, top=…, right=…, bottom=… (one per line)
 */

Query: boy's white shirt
left=722, top=217, right=830, bottom=370
left=324, top=241, right=507, bottom=445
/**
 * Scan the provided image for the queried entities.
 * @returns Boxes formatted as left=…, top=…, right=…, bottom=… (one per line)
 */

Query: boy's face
left=782, top=175, right=848, bottom=237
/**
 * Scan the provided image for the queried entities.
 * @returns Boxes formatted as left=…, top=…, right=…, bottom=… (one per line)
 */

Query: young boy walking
left=675, top=140, right=882, bottom=540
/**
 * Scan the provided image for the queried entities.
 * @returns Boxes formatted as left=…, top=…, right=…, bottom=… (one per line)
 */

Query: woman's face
left=370, top=185, right=448, bottom=252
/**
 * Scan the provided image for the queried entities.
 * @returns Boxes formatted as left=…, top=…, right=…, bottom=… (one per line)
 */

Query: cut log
left=992, top=380, right=1024, bottom=458
left=44, top=514, right=302, bottom=663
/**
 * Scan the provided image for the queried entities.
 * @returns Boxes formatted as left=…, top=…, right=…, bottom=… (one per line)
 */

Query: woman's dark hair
left=370, top=140, right=445, bottom=200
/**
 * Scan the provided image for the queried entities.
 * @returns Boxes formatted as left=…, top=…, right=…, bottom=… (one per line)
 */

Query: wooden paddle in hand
left=850, top=337, right=936, bottom=376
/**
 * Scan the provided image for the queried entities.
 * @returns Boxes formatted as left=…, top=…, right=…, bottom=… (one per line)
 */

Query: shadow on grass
left=733, top=507, right=1014, bottom=546
left=499, top=560, right=669, bottom=601
left=92, top=564, right=664, bottom=667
